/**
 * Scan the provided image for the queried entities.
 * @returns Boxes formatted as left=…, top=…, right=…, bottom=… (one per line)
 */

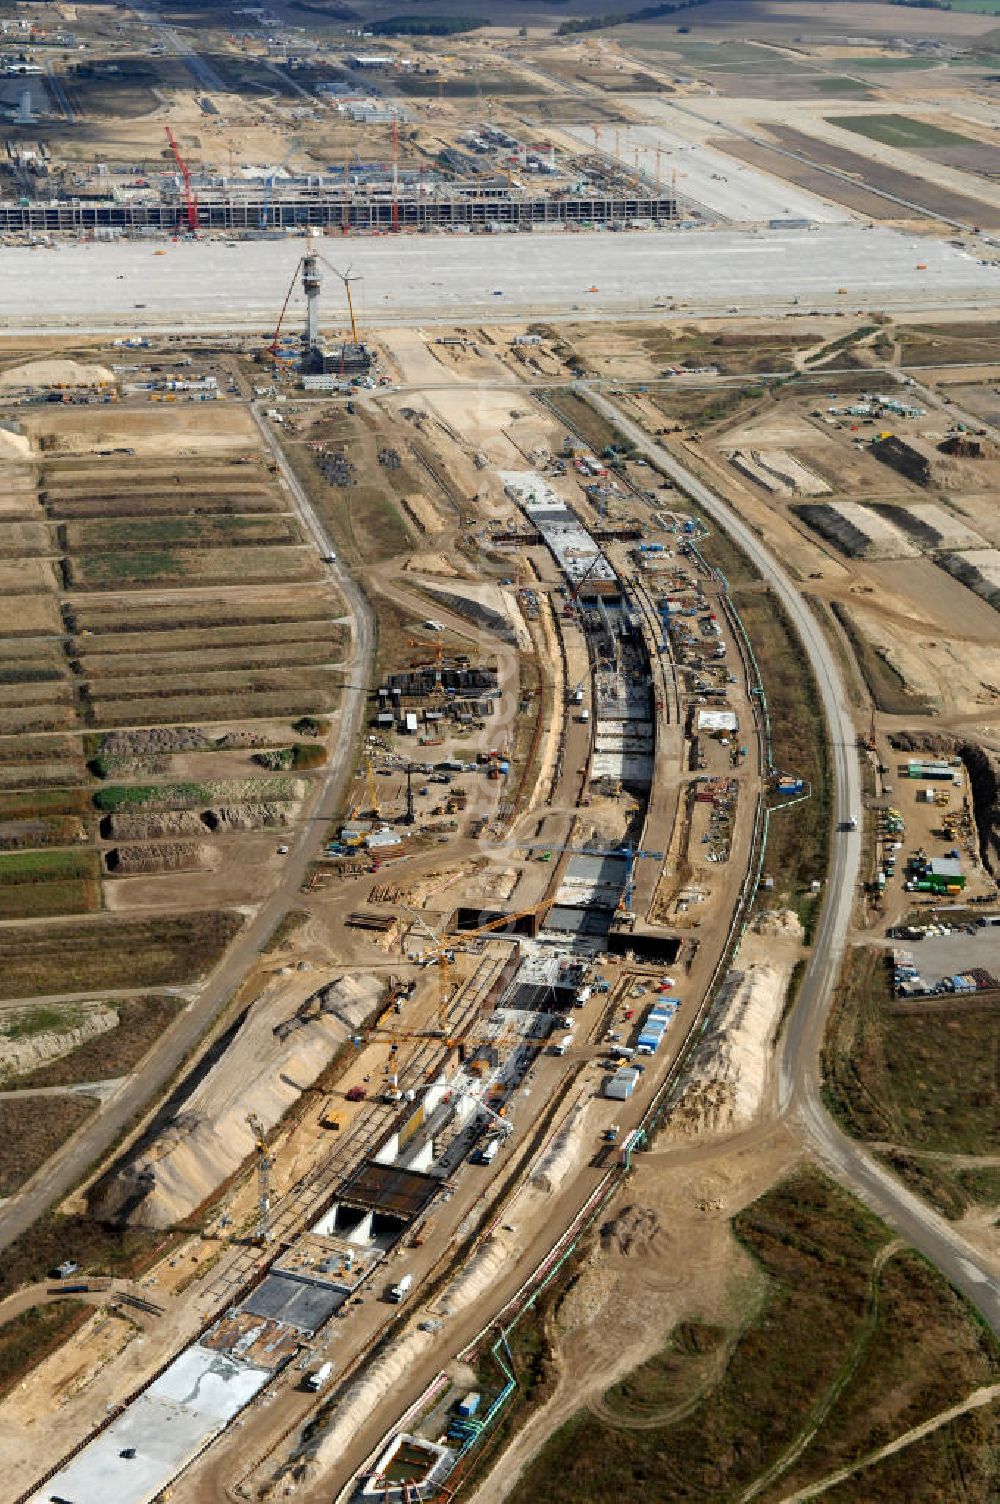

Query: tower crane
left=164, top=125, right=198, bottom=233
left=406, top=636, right=444, bottom=684
left=405, top=907, right=454, bottom=1036
left=246, top=1113, right=274, bottom=1244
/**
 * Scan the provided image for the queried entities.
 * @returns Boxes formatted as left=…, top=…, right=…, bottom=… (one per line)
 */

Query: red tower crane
left=164, top=125, right=198, bottom=234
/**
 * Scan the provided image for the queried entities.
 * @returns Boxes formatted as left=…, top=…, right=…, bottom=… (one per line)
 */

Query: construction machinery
left=565, top=552, right=609, bottom=614
left=164, top=125, right=198, bottom=233
left=246, top=1113, right=274, bottom=1244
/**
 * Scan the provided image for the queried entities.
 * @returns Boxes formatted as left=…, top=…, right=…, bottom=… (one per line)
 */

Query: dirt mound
left=600, top=1204, right=663, bottom=1259
left=97, top=727, right=213, bottom=756
left=0, top=427, right=30, bottom=461
left=207, top=802, right=295, bottom=831
left=107, top=842, right=215, bottom=875
left=0, top=1003, right=117, bottom=1081
left=938, top=434, right=994, bottom=460
left=752, top=908, right=803, bottom=940
left=105, top=810, right=207, bottom=840
left=291, top=974, right=384, bottom=1036
left=93, top=974, right=383, bottom=1228
left=665, top=965, right=787, bottom=1138
left=0, top=358, right=113, bottom=389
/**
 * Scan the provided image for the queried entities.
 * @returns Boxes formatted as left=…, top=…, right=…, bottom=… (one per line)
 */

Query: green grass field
left=62, top=514, right=300, bottom=553
left=0, top=1302, right=90, bottom=1402
left=0, top=849, right=102, bottom=918
left=0, top=1095, right=98, bottom=1195
left=833, top=55, right=940, bottom=71
left=0, top=849, right=99, bottom=886
left=4, top=995, right=184, bottom=1089
left=508, top=1171, right=1000, bottom=1504
left=826, top=113, right=976, bottom=149
left=824, top=947, right=1000, bottom=1217
left=0, top=911, right=243, bottom=997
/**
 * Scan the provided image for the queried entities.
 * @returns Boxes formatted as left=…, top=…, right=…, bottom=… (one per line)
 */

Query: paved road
left=0, top=406, right=373, bottom=1254
left=584, top=387, right=1000, bottom=1334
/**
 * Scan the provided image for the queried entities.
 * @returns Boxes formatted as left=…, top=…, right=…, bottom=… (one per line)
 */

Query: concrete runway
left=0, top=224, right=997, bottom=331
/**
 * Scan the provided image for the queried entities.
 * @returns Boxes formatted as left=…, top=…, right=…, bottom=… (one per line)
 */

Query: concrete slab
left=32, top=1346, right=269, bottom=1504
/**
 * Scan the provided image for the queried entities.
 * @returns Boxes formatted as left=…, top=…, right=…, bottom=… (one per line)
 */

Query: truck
left=388, top=1274, right=413, bottom=1303
left=553, top=1034, right=574, bottom=1056
left=472, top=1138, right=500, bottom=1165
left=579, top=708, right=590, bottom=724
left=306, top=1362, right=334, bottom=1392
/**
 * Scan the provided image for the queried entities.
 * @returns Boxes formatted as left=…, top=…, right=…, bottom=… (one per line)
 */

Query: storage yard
left=2, top=2, right=1000, bottom=1503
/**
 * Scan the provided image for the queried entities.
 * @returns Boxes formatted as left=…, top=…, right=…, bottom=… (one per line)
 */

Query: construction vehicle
left=306, top=1361, right=334, bottom=1392
left=320, top=1099, right=342, bottom=1130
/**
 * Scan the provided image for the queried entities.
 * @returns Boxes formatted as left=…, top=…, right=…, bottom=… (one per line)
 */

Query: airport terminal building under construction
left=0, top=190, right=679, bottom=235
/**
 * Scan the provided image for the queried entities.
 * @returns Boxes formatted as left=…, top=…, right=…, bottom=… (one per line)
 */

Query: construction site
left=1, top=3, right=999, bottom=1504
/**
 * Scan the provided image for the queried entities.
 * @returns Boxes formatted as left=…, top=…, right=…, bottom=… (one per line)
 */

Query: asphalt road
left=584, top=387, right=1000, bottom=1334
left=0, top=404, right=374, bottom=1255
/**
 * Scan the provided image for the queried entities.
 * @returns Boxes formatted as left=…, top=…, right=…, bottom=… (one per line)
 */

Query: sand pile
left=0, top=358, right=113, bottom=389
left=0, top=1004, right=117, bottom=1081
left=531, top=1101, right=588, bottom=1193
left=0, top=427, right=30, bottom=461
left=666, top=965, right=788, bottom=1138
left=94, top=976, right=382, bottom=1228
left=940, top=548, right=1000, bottom=607
left=797, top=502, right=918, bottom=561
left=279, top=974, right=382, bottom=1038
left=752, top=908, right=803, bottom=941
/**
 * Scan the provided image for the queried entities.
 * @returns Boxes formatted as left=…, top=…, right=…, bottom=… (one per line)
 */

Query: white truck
left=388, top=1273, right=413, bottom=1303
left=553, top=1033, right=574, bottom=1056
left=306, top=1361, right=334, bottom=1392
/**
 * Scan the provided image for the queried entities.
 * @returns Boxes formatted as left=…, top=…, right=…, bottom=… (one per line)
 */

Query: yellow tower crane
left=246, top=1113, right=274, bottom=1244
left=329, top=262, right=361, bottom=344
